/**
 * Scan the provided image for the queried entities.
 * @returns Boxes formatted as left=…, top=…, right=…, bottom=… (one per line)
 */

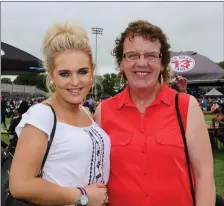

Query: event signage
left=170, top=55, right=195, bottom=72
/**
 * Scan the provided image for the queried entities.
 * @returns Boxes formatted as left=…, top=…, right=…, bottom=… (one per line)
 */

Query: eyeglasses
left=123, top=51, right=162, bottom=62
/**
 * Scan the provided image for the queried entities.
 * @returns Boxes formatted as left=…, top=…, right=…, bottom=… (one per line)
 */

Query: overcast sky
left=1, top=2, right=224, bottom=76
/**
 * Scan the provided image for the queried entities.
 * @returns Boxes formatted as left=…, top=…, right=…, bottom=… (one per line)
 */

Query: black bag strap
left=39, top=103, right=57, bottom=177
left=175, top=93, right=196, bottom=206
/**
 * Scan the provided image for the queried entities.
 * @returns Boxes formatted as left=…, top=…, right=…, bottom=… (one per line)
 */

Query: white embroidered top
left=16, top=103, right=111, bottom=188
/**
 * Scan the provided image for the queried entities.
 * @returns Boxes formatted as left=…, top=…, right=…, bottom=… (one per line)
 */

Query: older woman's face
left=121, top=36, right=162, bottom=89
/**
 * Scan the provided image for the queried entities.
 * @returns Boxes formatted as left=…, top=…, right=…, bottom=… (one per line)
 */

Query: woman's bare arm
left=9, top=124, right=81, bottom=205
left=186, top=96, right=216, bottom=206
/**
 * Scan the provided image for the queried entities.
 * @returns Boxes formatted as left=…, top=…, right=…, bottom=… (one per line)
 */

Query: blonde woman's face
left=51, top=50, right=94, bottom=105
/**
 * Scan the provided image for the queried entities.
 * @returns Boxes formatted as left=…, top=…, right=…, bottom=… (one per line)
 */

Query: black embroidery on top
left=87, top=130, right=95, bottom=184
left=84, top=126, right=105, bottom=184
left=90, top=127, right=105, bottom=184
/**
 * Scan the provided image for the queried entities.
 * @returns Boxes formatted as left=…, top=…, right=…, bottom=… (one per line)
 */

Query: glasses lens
left=124, top=52, right=161, bottom=61
left=126, top=52, right=139, bottom=60
left=144, top=52, right=160, bottom=61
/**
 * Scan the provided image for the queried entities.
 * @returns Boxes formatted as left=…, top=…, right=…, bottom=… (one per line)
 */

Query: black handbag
left=175, top=93, right=224, bottom=206
left=1, top=103, right=57, bottom=206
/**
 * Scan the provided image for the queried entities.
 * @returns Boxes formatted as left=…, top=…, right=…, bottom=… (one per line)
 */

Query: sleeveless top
left=101, top=84, right=193, bottom=206
left=16, top=103, right=111, bottom=188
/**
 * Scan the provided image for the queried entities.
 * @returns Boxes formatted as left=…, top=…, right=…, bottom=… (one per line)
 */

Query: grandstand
left=1, top=83, right=47, bottom=99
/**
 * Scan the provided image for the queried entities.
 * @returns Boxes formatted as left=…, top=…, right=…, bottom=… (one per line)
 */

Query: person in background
left=170, top=73, right=187, bottom=93
left=94, top=20, right=215, bottom=206
left=211, top=104, right=216, bottom=113
left=207, top=97, right=213, bottom=111
left=32, top=99, right=39, bottom=105
left=201, top=96, right=207, bottom=111
left=82, top=99, right=90, bottom=108
left=213, top=104, right=224, bottom=145
left=87, top=97, right=94, bottom=113
left=1, top=96, right=8, bottom=129
left=9, top=22, right=110, bottom=206
left=18, top=99, right=30, bottom=114
left=7, top=103, right=30, bottom=155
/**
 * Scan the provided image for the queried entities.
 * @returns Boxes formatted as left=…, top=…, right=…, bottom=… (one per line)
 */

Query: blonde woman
left=9, top=22, right=110, bottom=206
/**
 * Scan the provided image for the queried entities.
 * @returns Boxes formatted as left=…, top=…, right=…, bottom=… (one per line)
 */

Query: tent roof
left=1, top=42, right=44, bottom=75
left=205, top=88, right=223, bottom=96
left=170, top=51, right=224, bottom=84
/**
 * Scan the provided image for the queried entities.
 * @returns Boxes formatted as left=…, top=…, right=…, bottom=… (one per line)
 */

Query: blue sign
left=29, top=67, right=45, bottom=71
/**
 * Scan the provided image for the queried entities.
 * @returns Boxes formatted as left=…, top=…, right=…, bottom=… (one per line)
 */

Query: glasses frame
left=123, top=51, right=162, bottom=62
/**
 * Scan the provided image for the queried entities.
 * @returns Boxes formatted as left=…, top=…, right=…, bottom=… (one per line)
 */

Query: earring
left=50, top=80, right=54, bottom=84
left=90, top=78, right=94, bottom=87
left=120, top=72, right=125, bottom=88
left=160, top=73, right=164, bottom=84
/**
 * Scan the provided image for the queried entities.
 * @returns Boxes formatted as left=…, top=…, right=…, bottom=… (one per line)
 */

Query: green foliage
left=13, top=73, right=47, bottom=92
left=93, top=73, right=125, bottom=97
left=217, top=61, right=224, bottom=69
left=1, top=77, right=12, bottom=84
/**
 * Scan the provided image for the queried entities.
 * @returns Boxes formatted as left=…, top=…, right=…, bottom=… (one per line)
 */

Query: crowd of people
left=1, top=20, right=224, bottom=206
left=1, top=96, right=46, bottom=130
left=198, top=96, right=224, bottom=112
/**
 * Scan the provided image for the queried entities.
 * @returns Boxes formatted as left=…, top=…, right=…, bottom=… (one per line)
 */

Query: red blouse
left=101, top=84, right=194, bottom=206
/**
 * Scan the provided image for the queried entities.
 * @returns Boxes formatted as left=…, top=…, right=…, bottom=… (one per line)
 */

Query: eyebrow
left=78, top=67, right=90, bottom=70
left=57, top=67, right=90, bottom=72
left=126, top=50, right=160, bottom=53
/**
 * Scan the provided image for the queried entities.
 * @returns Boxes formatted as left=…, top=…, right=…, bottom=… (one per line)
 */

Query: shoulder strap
left=175, top=93, right=196, bottom=206
left=80, top=105, right=94, bottom=122
left=39, top=103, right=57, bottom=177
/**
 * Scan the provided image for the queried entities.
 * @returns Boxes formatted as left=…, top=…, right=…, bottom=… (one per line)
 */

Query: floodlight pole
left=91, top=27, right=103, bottom=100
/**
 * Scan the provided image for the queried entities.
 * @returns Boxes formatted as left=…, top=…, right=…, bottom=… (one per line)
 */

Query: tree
left=13, top=73, right=48, bottom=92
left=217, top=61, right=224, bottom=69
left=98, top=73, right=124, bottom=96
left=1, top=77, right=12, bottom=84
left=36, top=73, right=48, bottom=92
left=13, top=73, right=37, bottom=85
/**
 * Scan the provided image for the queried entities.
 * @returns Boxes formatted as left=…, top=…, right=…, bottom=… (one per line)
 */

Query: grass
left=214, top=152, right=224, bottom=197
left=1, top=115, right=224, bottom=197
left=204, top=114, right=214, bottom=121
left=205, top=114, right=224, bottom=197
left=1, top=134, right=9, bottom=145
left=1, top=117, right=11, bottom=144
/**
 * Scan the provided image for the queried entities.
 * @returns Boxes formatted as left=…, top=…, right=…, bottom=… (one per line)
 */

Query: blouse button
left=145, top=193, right=148, bottom=196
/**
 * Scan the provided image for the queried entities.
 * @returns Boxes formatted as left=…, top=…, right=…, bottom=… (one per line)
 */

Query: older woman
left=94, top=20, right=215, bottom=206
